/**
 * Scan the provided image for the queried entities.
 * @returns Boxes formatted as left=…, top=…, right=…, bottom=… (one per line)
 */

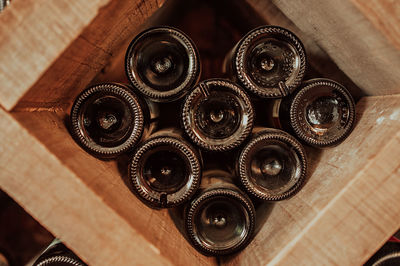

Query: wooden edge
left=13, top=0, right=165, bottom=110
left=0, top=0, right=112, bottom=110
left=0, top=108, right=172, bottom=265
left=9, top=107, right=216, bottom=266
left=269, top=131, right=400, bottom=265
left=220, top=94, right=400, bottom=265
left=268, top=0, right=400, bottom=96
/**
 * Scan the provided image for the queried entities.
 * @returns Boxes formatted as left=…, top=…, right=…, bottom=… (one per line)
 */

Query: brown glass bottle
left=182, top=79, right=254, bottom=151
left=33, top=239, right=86, bottom=266
left=237, top=127, right=307, bottom=201
left=223, top=25, right=306, bottom=98
left=270, top=78, right=356, bottom=148
left=129, top=128, right=201, bottom=208
left=70, top=83, right=157, bottom=158
left=125, top=26, right=201, bottom=102
left=184, top=169, right=255, bottom=256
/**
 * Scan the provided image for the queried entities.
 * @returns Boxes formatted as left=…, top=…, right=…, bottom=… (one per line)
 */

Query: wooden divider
left=1, top=0, right=400, bottom=265
left=244, top=0, right=364, bottom=99
left=0, top=0, right=108, bottom=110
left=0, top=0, right=165, bottom=110
left=9, top=107, right=216, bottom=266
left=222, top=95, right=400, bottom=265
left=0, top=108, right=172, bottom=265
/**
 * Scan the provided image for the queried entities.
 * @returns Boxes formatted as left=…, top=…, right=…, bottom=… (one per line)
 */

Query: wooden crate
left=1, top=0, right=399, bottom=265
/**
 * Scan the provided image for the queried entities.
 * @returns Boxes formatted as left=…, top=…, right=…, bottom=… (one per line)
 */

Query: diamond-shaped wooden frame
left=0, top=0, right=399, bottom=265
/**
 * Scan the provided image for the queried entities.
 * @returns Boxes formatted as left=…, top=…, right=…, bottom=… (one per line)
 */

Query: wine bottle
left=129, top=128, right=201, bottom=208
left=125, top=26, right=200, bottom=102
left=182, top=79, right=254, bottom=151
left=70, top=83, right=157, bottom=158
left=223, top=25, right=306, bottom=98
left=237, top=127, right=307, bottom=201
left=185, top=169, right=255, bottom=256
left=365, top=236, right=400, bottom=266
left=270, top=78, right=356, bottom=148
left=33, top=239, right=86, bottom=266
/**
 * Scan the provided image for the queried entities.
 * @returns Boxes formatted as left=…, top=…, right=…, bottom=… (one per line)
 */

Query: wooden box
left=1, top=0, right=399, bottom=265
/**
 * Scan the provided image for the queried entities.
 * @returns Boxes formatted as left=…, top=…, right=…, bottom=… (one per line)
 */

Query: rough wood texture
left=222, top=94, right=400, bottom=265
left=244, top=0, right=363, bottom=99
left=259, top=0, right=400, bottom=96
left=0, top=191, right=53, bottom=265
left=0, top=108, right=173, bottom=265
left=0, top=0, right=164, bottom=111
left=10, top=107, right=215, bottom=266
left=94, top=0, right=251, bottom=86
left=351, top=0, right=400, bottom=51
left=2, top=0, right=400, bottom=265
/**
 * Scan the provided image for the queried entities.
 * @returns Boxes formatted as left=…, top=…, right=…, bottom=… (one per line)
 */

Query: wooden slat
left=10, top=107, right=216, bottom=266
left=222, top=94, right=400, bottom=265
left=0, top=108, right=171, bottom=266
left=0, top=0, right=109, bottom=110
left=0, top=0, right=165, bottom=110
left=351, top=0, right=400, bottom=51
left=252, top=0, right=400, bottom=96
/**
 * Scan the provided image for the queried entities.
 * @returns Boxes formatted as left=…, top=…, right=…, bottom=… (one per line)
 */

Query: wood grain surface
left=10, top=107, right=216, bottom=266
left=245, top=0, right=363, bottom=99
left=259, top=0, right=400, bottom=97
left=222, top=94, right=400, bottom=265
left=0, top=108, right=176, bottom=265
left=1, top=0, right=400, bottom=265
left=351, top=0, right=400, bottom=51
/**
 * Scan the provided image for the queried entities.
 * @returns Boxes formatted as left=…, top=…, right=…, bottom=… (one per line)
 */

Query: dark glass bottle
left=365, top=236, right=400, bottom=266
left=182, top=79, right=254, bottom=151
left=70, top=83, right=157, bottom=158
left=184, top=169, right=255, bottom=256
left=125, top=26, right=201, bottom=102
left=33, top=239, right=86, bottom=266
left=129, top=128, right=201, bottom=208
left=270, top=78, right=356, bottom=148
left=223, top=25, right=306, bottom=98
left=237, top=127, right=307, bottom=201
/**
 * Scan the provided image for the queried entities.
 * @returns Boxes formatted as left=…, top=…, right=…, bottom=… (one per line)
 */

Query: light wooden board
left=0, top=108, right=172, bottom=266
left=245, top=0, right=363, bottom=99
left=221, top=94, right=400, bottom=265
left=0, top=0, right=109, bottom=110
left=257, top=0, right=400, bottom=96
left=10, top=107, right=215, bottom=266
left=0, top=0, right=164, bottom=111
left=16, top=0, right=165, bottom=110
